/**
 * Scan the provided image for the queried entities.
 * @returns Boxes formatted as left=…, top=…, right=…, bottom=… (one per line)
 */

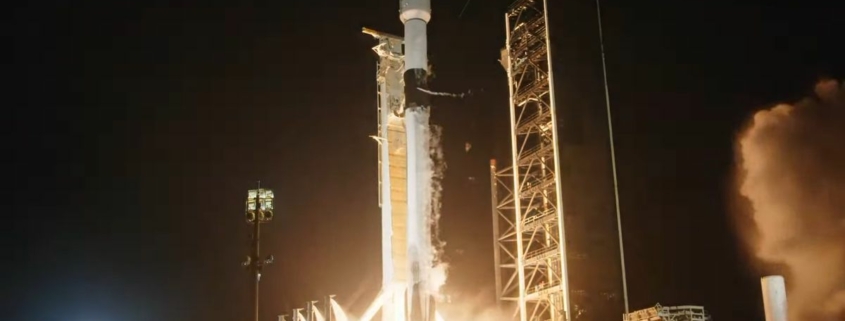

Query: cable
left=459, top=0, right=472, bottom=19
left=596, top=0, right=630, bottom=314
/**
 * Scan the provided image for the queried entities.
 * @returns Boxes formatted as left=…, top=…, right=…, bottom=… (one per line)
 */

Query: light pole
left=243, top=185, right=275, bottom=321
left=326, top=295, right=335, bottom=321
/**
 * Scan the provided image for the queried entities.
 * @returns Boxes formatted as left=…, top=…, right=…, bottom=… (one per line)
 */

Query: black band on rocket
left=404, top=69, right=430, bottom=110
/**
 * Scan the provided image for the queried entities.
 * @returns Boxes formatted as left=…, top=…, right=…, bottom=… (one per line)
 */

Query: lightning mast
left=493, top=0, right=571, bottom=320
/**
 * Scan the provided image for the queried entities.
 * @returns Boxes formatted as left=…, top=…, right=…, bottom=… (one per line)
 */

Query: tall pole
left=595, top=0, right=629, bottom=313
left=541, top=0, right=572, bottom=317
left=253, top=209, right=261, bottom=321
left=489, top=159, right=503, bottom=307
left=305, top=301, right=312, bottom=321
left=244, top=185, right=275, bottom=321
left=325, top=296, right=331, bottom=321
left=503, top=12, right=527, bottom=321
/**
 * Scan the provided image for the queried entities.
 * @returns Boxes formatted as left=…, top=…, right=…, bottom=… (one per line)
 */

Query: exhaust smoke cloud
left=427, top=123, right=448, bottom=296
left=437, top=291, right=511, bottom=321
left=735, top=79, right=845, bottom=321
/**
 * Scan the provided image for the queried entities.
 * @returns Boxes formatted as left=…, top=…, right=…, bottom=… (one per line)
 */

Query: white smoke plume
left=418, top=88, right=474, bottom=99
left=437, top=290, right=511, bottom=321
left=735, top=79, right=845, bottom=321
left=427, top=123, right=449, bottom=295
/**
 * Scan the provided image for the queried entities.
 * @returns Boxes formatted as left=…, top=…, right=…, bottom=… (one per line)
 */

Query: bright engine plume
left=735, top=79, right=845, bottom=321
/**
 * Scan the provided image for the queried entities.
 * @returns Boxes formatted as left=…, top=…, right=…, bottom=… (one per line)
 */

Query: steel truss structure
left=623, top=304, right=711, bottom=321
left=363, top=27, right=410, bottom=321
left=493, top=0, right=570, bottom=320
left=278, top=296, right=341, bottom=321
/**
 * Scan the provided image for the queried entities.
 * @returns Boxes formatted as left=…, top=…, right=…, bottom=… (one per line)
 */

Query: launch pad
left=363, top=2, right=573, bottom=320
left=275, top=1, right=713, bottom=321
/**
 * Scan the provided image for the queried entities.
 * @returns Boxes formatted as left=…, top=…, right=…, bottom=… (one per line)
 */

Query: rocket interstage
left=401, top=1, right=434, bottom=321
left=401, top=0, right=431, bottom=112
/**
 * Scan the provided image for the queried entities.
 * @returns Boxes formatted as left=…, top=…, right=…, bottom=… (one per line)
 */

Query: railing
left=516, top=109, right=551, bottom=135
left=525, top=281, right=561, bottom=301
left=512, top=17, right=546, bottom=42
left=507, top=0, right=535, bottom=16
left=519, top=143, right=554, bottom=166
left=623, top=304, right=710, bottom=321
left=524, top=246, right=559, bottom=265
left=523, top=208, right=556, bottom=230
left=514, top=74, right=549, bottom=105
left=520, top=173, right=556, bottom=197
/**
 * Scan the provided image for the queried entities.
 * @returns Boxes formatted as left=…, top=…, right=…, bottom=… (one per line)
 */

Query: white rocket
left=400, top=1, right=434, bottom=321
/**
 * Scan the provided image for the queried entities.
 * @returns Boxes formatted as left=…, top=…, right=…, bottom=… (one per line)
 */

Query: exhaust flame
left=735, top=79, right=845, bottom=321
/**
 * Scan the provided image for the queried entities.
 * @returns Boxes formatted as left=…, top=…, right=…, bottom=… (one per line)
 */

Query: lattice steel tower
left=492, top=0, right=570, bottom=320
left=362, top=27, right=410, bottom=321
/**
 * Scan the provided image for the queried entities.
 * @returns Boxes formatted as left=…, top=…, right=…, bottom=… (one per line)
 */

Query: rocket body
left=400, top=1, right=434, bottom=321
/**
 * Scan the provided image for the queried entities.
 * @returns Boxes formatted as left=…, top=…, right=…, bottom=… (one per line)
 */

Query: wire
left=458, top=0, right=472, bottom=19
left=596, top=0, right=630, bottom=314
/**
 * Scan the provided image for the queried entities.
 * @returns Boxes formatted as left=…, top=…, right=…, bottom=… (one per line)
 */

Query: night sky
left=8, top=1, right=843, bottom=321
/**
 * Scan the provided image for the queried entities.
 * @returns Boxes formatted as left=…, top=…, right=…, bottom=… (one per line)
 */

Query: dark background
left=8, top=0, right=843, bottom=321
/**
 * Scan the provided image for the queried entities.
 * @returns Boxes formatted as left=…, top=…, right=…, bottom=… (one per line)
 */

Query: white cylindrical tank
left=761, top=275, right=788, bottom=321
left=399, top=0, right=431, bottom=72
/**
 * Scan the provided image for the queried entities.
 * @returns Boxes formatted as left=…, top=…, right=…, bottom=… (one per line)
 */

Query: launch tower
left=492, top=0, right=571, bottom=320
left=363, top=26, right=409, bottom=321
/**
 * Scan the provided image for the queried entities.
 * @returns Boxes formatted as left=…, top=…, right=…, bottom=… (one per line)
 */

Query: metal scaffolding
left=623, top=304, right=711, bottom=321
left=278, top=296, right=341, bottom=321
left=490, top=159, right=518, bottom=309
left=363, top=27, right=410, bottom=321
left=494, top=0, right=570, bottom=320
